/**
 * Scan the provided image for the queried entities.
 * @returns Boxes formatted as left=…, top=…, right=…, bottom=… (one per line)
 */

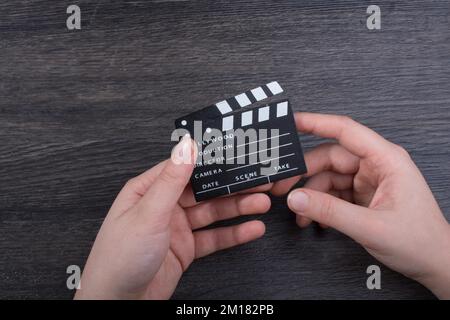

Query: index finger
left=295, top=113, right=393, bottom=158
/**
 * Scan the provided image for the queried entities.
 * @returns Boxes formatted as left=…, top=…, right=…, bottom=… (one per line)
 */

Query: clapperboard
left=175, top=81, right=307, bottom=202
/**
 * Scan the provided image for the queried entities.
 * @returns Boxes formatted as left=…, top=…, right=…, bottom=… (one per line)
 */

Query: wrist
left=73, top=274, right=128, bottom=300
left=421, top=266, right=450, bottom=299
left=418, top=225, right=450, bottom=299
left=74, top=287, right=133, bottom=300
left=74, top=286, right=121, bottom=300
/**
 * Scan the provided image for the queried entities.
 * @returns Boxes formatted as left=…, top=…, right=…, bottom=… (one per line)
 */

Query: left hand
left=75, top=135, right=271, bottom=299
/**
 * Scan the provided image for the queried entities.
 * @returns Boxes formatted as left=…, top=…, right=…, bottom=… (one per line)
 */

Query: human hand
left=75, top=135, right=271, bottom=299
left=272, top=113, right=450, bottom=299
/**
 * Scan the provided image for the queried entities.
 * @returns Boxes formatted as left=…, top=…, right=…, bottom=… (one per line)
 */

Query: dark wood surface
left=0, top=0, right=449, bottom=299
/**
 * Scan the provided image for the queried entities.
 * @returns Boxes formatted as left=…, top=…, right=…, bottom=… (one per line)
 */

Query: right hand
left=272, top=113, right=450, bottom=299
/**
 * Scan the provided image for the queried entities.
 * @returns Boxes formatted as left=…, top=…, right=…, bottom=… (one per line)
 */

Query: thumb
left=287, top=188, right=372, bottom=242
left=138, top=134, right=197, bottom=223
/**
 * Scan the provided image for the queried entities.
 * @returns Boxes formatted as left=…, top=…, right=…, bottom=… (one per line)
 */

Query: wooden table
left=1, top=0, right=449, bottom=299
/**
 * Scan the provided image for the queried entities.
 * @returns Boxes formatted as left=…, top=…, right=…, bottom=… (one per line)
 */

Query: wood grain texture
left=0, top=0, right=449, bottom=299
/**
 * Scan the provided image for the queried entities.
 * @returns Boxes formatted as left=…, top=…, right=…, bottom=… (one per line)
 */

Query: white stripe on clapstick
left=189, top=81, right=283, bottom=122
left=276, top=101, right=288, bottom=117
left=241, top=110, right=253, bottom=126
left=267, top=81, right=283, bottom=95
left=218, top=102, right=289, bottom=131
left=216, top=100, right=232, bottom=114
left=235, top=93, right=252, bottom=107
left=222, top=115, right=234, bottom=131
left=251, top=87, right=268, bottom=101
left=258, top=106, right=270, bottom=122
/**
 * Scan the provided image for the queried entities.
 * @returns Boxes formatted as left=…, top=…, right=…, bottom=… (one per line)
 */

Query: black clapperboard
left=175, top=81, right=307, bottom=202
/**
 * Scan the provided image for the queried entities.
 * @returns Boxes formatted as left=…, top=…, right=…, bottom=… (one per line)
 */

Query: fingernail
left=288, top=190, right=309, bottom=213
left=172, top=134, right=194, bottom=164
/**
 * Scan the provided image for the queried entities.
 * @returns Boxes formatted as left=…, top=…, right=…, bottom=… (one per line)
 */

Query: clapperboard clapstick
left=175, top=82, right=307, bottom=202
